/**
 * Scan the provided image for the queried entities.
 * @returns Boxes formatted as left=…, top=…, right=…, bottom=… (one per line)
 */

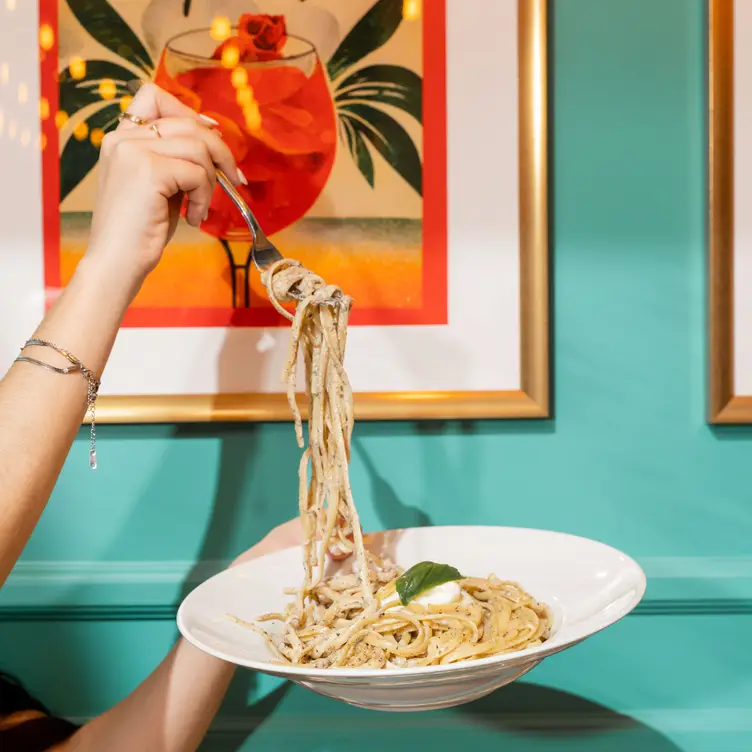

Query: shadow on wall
left=174, top=419, right=300, bottom=742
left=199, top=681, right=682, bottom=752
left=353, top=437, right=432, bottom=529
left=457, top=683, right=682, bottom=751
left=171, top=329, right=303, bottom=745
left=710, top=424, right=752, bottom=441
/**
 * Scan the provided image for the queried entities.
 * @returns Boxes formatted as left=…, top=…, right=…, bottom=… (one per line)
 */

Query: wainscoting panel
left=0, top=613, right=749, bottom=751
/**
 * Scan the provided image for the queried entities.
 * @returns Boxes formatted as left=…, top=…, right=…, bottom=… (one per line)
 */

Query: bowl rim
left=177, top=525, right=647, bottom=680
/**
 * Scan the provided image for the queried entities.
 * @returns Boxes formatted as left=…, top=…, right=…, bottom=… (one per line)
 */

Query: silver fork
left=213, top=169, right=286, bottom=274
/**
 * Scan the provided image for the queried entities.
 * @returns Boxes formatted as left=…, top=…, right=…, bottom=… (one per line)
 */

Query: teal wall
left=3, top=0, right=751, bottom=749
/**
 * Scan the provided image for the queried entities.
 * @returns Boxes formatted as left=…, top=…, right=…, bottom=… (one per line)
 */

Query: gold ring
left=118, top=112, right=151, bottom=127
left=150, top=122, right=161, bottom=138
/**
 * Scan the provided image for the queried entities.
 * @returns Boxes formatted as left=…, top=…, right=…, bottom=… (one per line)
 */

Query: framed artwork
left=709, top=0, right=752, bottom=422
left=0, top=0, right=548, bottom=423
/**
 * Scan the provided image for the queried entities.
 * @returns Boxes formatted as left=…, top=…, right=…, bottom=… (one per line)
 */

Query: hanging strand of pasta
left=262, top=260, right=372, bottom=604
left=241, top=258, right=553, bottom=669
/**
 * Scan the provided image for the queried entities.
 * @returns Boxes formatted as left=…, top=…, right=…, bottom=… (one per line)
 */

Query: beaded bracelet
left=16, top=338, right=101, bottom=469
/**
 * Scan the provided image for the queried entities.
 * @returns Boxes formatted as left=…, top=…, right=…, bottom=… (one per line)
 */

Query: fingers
left=101, top=114, right=247, bottom=225
left=116, top=82, right=240, bottom=184
left=156, top=155, right=218, bottom=227
left=110, top=116, right=243, bottom=187
left=156, top=118, right=242, bottom=186
left=99, top=133, right=214, bottom=226
left=118, top=82, right=199, bottom=129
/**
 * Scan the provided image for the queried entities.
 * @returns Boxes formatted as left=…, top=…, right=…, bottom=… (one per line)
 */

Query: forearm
left=61, top=522, right=302, bottom=752
left=0, top=254, right=137, bottom=584
left=67, top=640, right=235, bottom=752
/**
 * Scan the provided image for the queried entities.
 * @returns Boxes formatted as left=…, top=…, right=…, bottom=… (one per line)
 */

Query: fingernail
left=199, top=114, right=220, bottom=126
left=237, top=168, right=248, bottom=186
left=203, top=209, right=209, bottom=222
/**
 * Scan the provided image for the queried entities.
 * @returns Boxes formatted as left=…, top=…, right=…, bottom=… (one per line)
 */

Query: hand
left=231, top=519, right=303, bottom=568
left=83, top=83, right=244, bottom=298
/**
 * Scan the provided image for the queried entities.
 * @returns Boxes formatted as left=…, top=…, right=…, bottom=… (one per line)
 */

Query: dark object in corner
left=0, top=671, right=78, bottom=751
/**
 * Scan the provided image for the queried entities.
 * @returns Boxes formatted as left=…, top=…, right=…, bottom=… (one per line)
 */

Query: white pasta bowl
left=177, top=526, right=646, bottom=712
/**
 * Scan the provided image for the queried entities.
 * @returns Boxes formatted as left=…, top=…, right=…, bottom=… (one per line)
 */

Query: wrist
left=73, top=250, right=145, bottom=308
left=31, top=249, right=141, bottom=378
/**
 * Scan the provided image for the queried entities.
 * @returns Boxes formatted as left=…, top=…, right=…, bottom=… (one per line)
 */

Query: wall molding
left=3, top=556, right=752, bottom=620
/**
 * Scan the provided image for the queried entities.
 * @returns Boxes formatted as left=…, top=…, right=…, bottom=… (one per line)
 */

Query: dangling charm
left=86, top=374, right=99, bottom=470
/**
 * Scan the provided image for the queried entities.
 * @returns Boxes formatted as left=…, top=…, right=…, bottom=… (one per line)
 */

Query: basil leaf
left=396, top=561, right=463, bottom=605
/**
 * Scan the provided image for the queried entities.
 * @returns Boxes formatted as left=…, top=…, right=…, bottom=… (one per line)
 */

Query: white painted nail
left=237, top=167, right=248, bottom=186
left=199, top=114, right=220, bottom=126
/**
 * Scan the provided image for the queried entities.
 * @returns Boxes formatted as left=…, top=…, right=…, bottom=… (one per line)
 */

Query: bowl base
left=292, top=661, right=540, bottom=712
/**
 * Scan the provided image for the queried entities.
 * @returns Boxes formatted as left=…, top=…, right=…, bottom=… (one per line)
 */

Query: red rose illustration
left=212, top=14, right=287, bottom=63
left=239, top=13, right=286, bottom=52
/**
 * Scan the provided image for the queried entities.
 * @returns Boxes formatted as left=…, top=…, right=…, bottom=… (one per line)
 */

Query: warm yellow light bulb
left=231, top=67, right=248, bottom=88
left=221, top=44, right=240, bottom=69
left=402, top=0, right=421, bottom=22
left=244, top=102, right=262, bottom=132
left=39, top=24, right=54, bottom=51
left=210, top=16, right=232, bottom=42
left=73, top=121, right=89, bottom=141
left=236, top=85, right=254, bottom=107
left=98, top=79, right=117, bottom=100
left=69, top=57, right=86, bottom=80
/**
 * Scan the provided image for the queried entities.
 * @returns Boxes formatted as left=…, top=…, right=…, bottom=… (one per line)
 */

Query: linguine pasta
left=230, top=259, right=552, bottom=669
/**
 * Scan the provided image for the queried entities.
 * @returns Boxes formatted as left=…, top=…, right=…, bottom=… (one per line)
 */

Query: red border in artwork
left=39, top=0, right=447, bottom=328
left=39, top=0, right=60, bottom=304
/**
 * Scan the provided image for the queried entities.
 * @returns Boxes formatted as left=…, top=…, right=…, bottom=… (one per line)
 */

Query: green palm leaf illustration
left=340, top=117, right=375, bottom=188
left=327, top=0, right=404, bottom=81
left=60, top=103, right=121, bottom=202
left=59, top=60, right=134, bottom=115
left=335, top=64, right=422, bottom=123
left=65, top=0, right=154, bottom=73
left=339, top=104, right=422, bottom=196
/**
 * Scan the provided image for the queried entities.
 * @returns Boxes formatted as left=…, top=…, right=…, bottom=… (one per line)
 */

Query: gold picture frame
left=708, top=0, right=752, bottom=422
left=87, top=0, right=550, bottom=424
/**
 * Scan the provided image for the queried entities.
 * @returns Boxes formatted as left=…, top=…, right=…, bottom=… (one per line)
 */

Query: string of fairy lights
left=0, top=0, right=422, bottom=154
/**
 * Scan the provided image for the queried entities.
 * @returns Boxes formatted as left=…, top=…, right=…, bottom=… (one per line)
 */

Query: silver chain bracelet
left=16, top=338, right=101, bottom=470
